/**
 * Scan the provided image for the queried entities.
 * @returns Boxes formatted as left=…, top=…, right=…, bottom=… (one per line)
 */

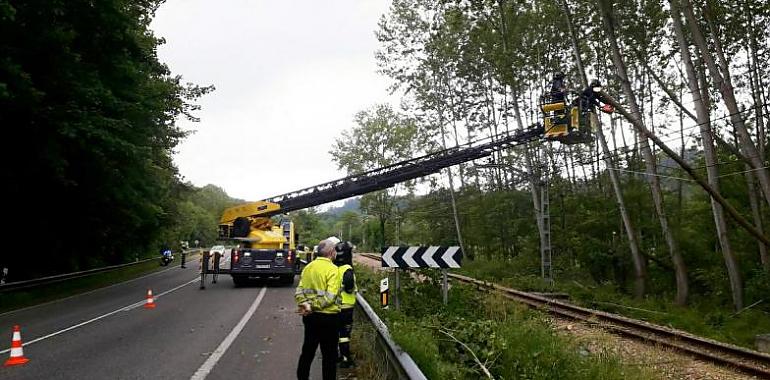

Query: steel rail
left=358, top=253, right=770, bottom=377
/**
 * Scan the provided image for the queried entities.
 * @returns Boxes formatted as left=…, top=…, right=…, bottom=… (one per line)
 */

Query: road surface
left=0, top=257, right=324, bottom=379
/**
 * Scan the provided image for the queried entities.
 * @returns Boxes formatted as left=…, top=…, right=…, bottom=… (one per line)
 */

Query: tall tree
left=331, top=104, right=421, bottom=247
left=598, top=0, right=687, bottom=304
left=679, top=0, right=770, bottom=210
left=669, top=0, right=738, bottom=307
left=0, top=0, right=212, bottom=278
left=562, top=0, right=647, bottom=298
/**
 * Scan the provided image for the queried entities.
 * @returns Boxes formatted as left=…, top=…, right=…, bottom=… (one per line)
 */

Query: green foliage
left=332, top=104, right=424, bottom=248
left=462, top=255, right=770, bottom=349
left=290, top=208, right=335, bottom=246
left=354, top=266, right=653, bottom=379
left=0, top=0, right=213, bottom=279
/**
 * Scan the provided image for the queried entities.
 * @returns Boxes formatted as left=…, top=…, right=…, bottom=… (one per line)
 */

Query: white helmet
left=326, top=236, right=341, bottom=245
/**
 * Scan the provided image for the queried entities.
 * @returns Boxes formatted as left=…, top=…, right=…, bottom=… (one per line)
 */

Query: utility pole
left=539, top=146, right=553, bottom=284
left=395, top=216, right=400, bottom=244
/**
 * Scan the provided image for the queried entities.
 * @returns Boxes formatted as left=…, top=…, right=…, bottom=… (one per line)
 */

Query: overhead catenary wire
left=546, top=105, right=768, bottom=172
left=490, top=102, right=762, bottom=169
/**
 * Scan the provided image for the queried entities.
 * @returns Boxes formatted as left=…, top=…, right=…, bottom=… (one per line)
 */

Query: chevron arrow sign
left=381, top=246, right=462, bottom=268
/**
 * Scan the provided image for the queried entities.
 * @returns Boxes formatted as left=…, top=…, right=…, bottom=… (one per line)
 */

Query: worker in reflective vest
left=295, top=238, right=341, bottom=380
left=334, top=240, right=357, bottom=368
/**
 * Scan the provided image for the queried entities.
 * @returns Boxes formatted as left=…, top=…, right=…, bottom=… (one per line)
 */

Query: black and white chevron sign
left=381, top=246, right=462, bottom=268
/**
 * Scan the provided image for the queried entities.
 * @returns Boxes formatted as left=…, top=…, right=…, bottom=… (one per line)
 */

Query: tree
left=0, top=0, right=213, bottom=278
left=332, top=104, right=422, bottom=247
left=597, top=0, right=686, bottom=303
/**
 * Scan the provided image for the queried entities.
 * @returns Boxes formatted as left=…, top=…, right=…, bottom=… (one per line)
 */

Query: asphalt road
left=0, top=257, right=322, bottom=379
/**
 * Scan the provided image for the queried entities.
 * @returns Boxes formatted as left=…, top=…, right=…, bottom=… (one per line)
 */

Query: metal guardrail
left=356, top=293, right=427, bottom=380
left=0, top=249, right=201, bottom=292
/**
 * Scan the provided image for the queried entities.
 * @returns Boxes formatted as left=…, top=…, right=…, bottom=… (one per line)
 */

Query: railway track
left=358, top=253, right=770, bottom=378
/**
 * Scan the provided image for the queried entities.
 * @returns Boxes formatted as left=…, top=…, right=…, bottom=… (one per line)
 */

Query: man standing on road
left=295, top=239, right=341, bottom=380
left=334, top=240, right=357, bottom=368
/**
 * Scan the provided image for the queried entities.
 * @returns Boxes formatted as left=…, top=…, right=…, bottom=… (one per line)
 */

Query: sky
left=151, top=1, right=395, bottom=201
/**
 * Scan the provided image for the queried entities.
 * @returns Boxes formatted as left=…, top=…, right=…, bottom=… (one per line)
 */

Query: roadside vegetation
left=459, top=256, right=770, bottom=350
left=0, top=1, right=229, bottom=283
left=324, top=0, right=770, bottom=355
left=350, top=310, right=388, bottom=380
left=354, top=265, right=654, bottom=380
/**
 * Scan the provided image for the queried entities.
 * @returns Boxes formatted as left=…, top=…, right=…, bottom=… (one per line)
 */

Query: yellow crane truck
left=217, top=201, right=299, bottom=285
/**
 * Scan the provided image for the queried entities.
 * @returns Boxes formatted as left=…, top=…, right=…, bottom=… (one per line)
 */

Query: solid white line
left=190, top=287, right=267, bottom=380
left=0, top=277, right=199, bottom=354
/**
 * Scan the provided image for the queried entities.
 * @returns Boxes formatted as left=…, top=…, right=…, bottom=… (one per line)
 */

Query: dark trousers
left=297, top=312, right=338, bottom=380
left=337, top=308, right=354, bottom=362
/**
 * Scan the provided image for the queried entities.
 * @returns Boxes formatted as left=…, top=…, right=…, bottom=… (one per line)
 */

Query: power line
left=606, top=167, right=694, bottom=182
left=547, top=103, right=769, bottom=170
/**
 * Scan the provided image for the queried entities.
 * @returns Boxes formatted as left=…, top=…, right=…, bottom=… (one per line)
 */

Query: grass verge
left=353, top=264, right=654, bottom=380
left=0, top=256, right=194, bottom=314
left=349, top=309, right=388, bottom=380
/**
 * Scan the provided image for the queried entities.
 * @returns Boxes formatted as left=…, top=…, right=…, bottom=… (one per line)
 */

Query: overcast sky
left=151, top=1, right=394, bottom=201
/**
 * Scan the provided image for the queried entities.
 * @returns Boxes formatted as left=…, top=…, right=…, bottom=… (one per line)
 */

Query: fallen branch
left=731, top=299, right=764, bottom=318
left=592, top=301, right=668, bottom=316
left=571, top=280, right=590, bottom=290
left=437, top=328, right=495, bottom=379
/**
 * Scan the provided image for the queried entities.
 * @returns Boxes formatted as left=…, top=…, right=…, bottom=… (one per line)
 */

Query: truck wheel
left=232, top=275, right=246, bottom=287
left=280, top=274, right=295, bottom=285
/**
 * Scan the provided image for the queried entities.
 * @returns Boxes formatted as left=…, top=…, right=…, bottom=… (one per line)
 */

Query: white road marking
left=0, top=254, right=201, bottom=318
left=0, top=277, right=199, bottom=354
left=190, top=287, right=267, bottom=380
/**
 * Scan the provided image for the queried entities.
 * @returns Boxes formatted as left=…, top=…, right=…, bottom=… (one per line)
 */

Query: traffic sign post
left=394, top=269, right=400, bottom=310
left=380, top=277, right=389, bottom=309
left=381, top=246, right=462, bottom=305
left=442, top=269, right=448, bottom=305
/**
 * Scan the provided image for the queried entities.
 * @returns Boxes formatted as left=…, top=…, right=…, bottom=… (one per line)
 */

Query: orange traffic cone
left=4, top=325, right=29, bottom=367
left=144, top=289, right=156, bottom=309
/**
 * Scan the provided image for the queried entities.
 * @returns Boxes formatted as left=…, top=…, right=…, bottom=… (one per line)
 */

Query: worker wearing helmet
left=549, top=71, right=567, bottom=102
left=295, top=238, right=341, bottom=380
left=575, top=79, right=614, bottom=114
left=333, top=240, right=357, bottom=368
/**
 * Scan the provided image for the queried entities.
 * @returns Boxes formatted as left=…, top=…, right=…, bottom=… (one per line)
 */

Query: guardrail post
left=442, top=269, right=448, bottom=305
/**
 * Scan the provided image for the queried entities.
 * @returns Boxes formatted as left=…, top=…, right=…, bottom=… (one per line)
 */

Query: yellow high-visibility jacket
left=336, top=264, right=356, bottom=309
left=295, top=257, right=340, bottom=314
